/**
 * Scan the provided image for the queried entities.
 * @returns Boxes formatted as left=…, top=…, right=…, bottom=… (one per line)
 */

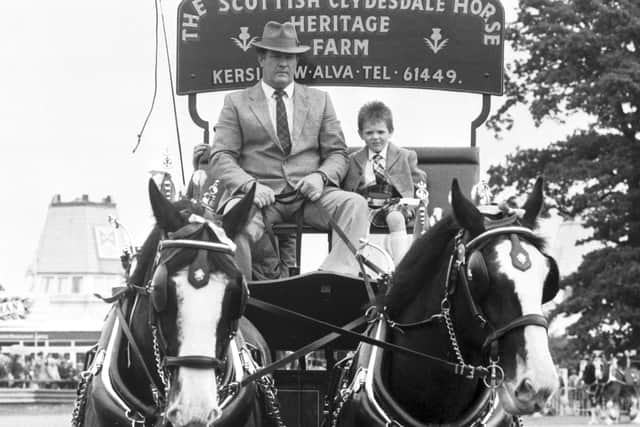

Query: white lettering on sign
left=192, top=0, right=207, bottom=16
left=217, top=0, right=267, bottom=12
left=312, top=38, right=369, bottom=56
left=290, top=15, right=390, bottom=33
left=181, top=0, right=208, bottom=42
left=363, top=0, right=445, bottom=12
left=211, top=67, right=262, bottom=85
left=311, top=65, right=355, bottom=79
left=362, top=65, right=391, bottom=80
left=218, top=0, right=321, bottom=11
left=329, top=0, right=360, bottom=7
left=451, top=0, right=501, bottom=45
left=208, top=64, right=465, bottom=87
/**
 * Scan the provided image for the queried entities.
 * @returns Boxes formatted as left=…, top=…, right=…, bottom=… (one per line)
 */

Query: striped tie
left=273, top=90, right=291, bottom=156
left=373, top=154, right=386, bottom=185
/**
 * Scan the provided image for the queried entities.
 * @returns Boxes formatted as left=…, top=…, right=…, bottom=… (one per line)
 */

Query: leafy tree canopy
left=487, top=0, right=640, bottom=356
left=489, top=0, right=640, bottom=139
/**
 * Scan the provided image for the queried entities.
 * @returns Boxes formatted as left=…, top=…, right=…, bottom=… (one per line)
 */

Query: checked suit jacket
left=210, top=82, right=349, bottom=207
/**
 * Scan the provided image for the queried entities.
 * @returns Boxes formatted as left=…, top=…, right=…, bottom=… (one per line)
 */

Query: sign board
left=0, top=297, right=32, bottom=321
left=177, top=0, right=504, bottom=95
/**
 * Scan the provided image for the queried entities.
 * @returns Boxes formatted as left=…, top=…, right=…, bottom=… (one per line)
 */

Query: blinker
left=151, top=264, right=168, bottom=312
left=509, top=234, right=531, bottom=271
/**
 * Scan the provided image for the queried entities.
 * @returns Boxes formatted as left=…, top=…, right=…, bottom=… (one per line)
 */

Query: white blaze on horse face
left=494, top=240, right=558, bottom=408
left=168, top=269, right=227, bottom=425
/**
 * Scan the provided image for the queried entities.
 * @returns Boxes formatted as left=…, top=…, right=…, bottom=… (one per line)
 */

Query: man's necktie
left=373, top=154, right=386, bottom=185
left=274, top=90, right=292, bottom=156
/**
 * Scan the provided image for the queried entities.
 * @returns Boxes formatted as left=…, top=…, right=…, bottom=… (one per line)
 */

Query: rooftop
left=29, top=195, right=129, bottom=275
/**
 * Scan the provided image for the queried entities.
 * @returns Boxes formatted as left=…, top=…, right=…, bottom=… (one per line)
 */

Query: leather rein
left=242, top=223, right=551, bottom=390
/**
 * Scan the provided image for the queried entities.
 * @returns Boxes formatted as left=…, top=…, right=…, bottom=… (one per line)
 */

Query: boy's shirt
left=363, top=143, right=390, bottom=186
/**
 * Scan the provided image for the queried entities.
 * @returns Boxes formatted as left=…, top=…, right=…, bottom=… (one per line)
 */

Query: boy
left=342, top=101, right=427, bottom=265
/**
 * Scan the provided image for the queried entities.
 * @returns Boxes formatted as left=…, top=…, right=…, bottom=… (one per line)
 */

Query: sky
left=0, top=0, right=592, bottom=291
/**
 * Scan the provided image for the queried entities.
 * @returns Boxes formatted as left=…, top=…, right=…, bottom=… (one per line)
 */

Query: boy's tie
left=274, top=90, right=291, bottom=155
left=372, top=153, right=386, bottom=185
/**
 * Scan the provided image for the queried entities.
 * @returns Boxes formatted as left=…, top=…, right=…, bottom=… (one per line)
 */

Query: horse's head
left=144, top=179, right=254, bottom=426
left=451, top=177, right=559, bottom=415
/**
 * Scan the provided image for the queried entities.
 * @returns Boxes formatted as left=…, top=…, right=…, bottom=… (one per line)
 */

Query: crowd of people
left=547, top=351, right=639, bottom=418
left=0, top=351, right=80, bottom=389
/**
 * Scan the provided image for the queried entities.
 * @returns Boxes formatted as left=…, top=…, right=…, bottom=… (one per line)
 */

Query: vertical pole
left=188, top=93, right=210, bottom=144
left=470, top=94, right=491, bottom=147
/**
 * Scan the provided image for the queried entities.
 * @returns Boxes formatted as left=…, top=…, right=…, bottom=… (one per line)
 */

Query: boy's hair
left=357, top=101, right=394, bottom=133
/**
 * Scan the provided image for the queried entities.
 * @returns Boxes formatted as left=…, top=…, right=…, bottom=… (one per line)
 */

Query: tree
left=486, top=0, right=640, bottom=355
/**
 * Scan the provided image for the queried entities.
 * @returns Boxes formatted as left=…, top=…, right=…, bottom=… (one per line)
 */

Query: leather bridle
left=448, top=225, right=552, bottom=360
left=149, top=235, right=239, bottom=371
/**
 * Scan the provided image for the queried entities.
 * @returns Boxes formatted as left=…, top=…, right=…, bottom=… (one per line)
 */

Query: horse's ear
left=222, top=183, right=256, bottom=239
left=451, top=179, right=485, bottom=236
left=521, top=177, right=544, bottom=229
left=148, top=179, right=183, bottom=232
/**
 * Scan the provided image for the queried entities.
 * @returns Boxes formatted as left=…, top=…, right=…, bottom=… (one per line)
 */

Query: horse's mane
left=383, top=214, right=459, bottom=316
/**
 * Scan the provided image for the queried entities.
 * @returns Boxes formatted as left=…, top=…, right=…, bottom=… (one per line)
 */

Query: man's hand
left=193, top=144, right=211, bottom=169
left=253, top=182, right=276, bottom=208
left=295, top=173, right=325, bottom=202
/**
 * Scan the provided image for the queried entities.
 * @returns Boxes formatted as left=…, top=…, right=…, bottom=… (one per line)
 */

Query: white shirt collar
left=261, top=80, right=294, bottom=99
left=367, top=143, right=390, bottom=161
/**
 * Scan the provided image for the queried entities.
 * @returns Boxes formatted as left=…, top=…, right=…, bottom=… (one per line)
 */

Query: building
left=0, top=194, right=130, bottom=366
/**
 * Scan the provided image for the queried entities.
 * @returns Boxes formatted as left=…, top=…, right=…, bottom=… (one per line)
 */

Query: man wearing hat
left=210, top=21, right=369, bottom=278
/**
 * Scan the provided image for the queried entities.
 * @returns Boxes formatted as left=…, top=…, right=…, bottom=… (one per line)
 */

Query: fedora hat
left=251, top=21, right=310, bottom=54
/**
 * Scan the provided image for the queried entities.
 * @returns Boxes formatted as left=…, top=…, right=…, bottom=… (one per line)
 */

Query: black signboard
left=176, top=0, right=504, bottom=95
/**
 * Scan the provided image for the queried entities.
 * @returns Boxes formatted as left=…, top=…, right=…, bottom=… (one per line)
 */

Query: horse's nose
left=515, top=378, right=553, bottom=411
left=166, top=406, right=221, bottom=427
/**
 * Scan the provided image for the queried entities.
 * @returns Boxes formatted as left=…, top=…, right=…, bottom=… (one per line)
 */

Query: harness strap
left=482, top=313, right=549, bottom=353
left=240, top=314, right=368, bottom=387
left=114, top=304, right=163, bottom=414
left=457, top=263, right=488, bottom=326
left=164, top=355, right=223, bottom=369
left=247, top=297, right=490, bottom=379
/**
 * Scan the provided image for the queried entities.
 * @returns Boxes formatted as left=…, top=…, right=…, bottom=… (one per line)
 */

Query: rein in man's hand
left=295, top=173, right=325, bottom=202
left=253, top=182, right=276, bottom=208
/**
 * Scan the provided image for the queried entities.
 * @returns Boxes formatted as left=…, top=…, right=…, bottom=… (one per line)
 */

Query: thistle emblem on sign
left=424, top=28, right=449, bottom=54
left=231, top=27, right=258, bottom=52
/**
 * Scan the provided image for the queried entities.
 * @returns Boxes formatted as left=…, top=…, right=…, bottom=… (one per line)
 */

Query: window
left=43, top=276, right=53, bottom=293
left=72, top=276, right=83, bottom=293
left=58, top=276, right=70, bottom=294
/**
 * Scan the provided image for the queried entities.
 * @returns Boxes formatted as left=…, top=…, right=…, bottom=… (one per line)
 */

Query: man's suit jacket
left=210, top=82, right=348, bottom=207
left=342, top=143, right=427, bottom=198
